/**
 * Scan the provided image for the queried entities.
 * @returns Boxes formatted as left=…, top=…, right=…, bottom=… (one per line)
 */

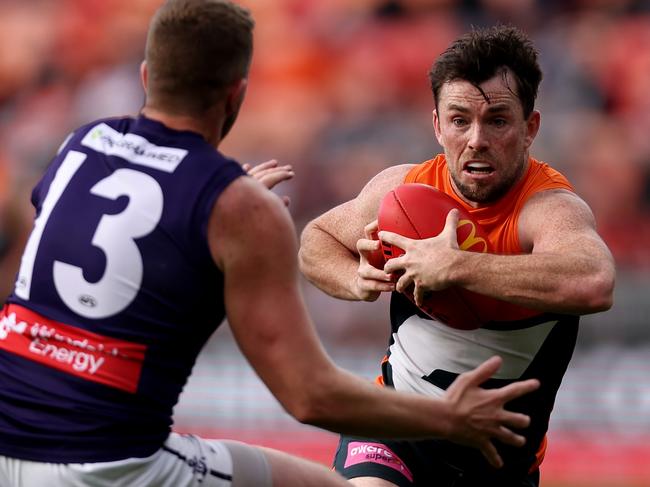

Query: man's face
left=433, top=70, right=540, bottom=206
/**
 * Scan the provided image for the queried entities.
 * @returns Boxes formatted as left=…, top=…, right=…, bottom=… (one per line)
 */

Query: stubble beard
left=451, top=157, right=527, bottom=204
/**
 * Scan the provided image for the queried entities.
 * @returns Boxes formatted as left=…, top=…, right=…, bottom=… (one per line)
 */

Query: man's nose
left=467, top=123, right=490, bottom=151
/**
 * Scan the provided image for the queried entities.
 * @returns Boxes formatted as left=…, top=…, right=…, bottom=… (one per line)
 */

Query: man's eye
left=492, top=119, right=507, bottom=127
left=452, top=118, right=466, bottom=127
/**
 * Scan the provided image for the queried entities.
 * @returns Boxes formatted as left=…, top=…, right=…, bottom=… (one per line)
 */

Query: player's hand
left=243, top=159, right=294, bottom=206
left=353, top=220, right=395, bottom=302
left=443, top=356, right=540, bottom=469
left=380, top=209, right=460, bottom=306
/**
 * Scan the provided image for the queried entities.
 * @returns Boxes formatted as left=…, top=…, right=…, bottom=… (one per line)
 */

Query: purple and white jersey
left=0, top=115, right=245, bottom=462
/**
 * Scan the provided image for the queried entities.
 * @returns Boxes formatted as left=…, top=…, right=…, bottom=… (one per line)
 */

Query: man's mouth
left=463, top=161, right=494, bottom=175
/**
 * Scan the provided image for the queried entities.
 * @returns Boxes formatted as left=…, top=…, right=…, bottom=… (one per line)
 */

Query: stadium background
left=0, top=0, right=649, bottom=486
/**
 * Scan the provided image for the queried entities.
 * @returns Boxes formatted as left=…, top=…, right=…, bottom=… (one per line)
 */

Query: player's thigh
left=333, top=436, right=414, bottom=487
left=255, top=445, right=350, bottom=487
left=1, top=435, right=263, bottom=487
left=0, top=436, right=349, bottom=487
left=0, top=453, right=169, bottom=487
left=349, top=477, right=401, bottom=486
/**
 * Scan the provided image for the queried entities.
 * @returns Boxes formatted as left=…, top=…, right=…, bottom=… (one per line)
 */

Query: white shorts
left=0, top=433, right=272, bottom=487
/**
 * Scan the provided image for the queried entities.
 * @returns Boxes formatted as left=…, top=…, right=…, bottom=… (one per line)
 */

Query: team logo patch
left=344, top=441, right=413, bottom=482
left=0, top=304, right=146, bottom=393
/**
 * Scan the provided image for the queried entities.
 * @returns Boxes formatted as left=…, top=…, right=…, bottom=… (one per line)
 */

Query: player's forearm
left=294, top=365, right=453, bottom=439
left=257, top=321, right=454, bottom=438
left=452, top=250, right=615, bottom=314
left=298, top=223, right=360, bottom=300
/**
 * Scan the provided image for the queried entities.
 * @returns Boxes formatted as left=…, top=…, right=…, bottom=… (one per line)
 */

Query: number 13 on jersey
left=15, top=150, right=164, bottom=319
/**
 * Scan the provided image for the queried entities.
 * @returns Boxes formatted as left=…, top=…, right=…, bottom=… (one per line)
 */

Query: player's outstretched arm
left=299, top=164, right=411, bottom=300
left=208, top=176, right=539, bottom=468
left=442, top=356, right=539, bottom=468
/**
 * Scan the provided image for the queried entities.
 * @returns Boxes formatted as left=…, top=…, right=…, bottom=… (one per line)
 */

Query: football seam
left=393, top=192, right=422, bottom=239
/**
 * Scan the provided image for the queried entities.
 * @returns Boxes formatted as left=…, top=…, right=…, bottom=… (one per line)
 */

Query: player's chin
left=457, top=181, right=501, bottom=204
left=460, top=169, right=498, bottom=189
left=457, top=184, right=489, bottom=202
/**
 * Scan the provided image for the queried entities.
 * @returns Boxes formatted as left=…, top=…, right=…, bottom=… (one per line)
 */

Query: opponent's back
left=0, top=115, right=245, bottom=462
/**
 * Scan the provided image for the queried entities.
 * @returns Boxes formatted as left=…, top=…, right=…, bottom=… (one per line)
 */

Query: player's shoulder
left=513, top=158, right=577, bottom=218
left=372, top=155, right=448, bottom=190
left=519, top=188, right=596, bottom=248
left=374, top=163, right=415, bottom=181
left=524, top=188, right=591, bottom=216
left=528, top=158, right=572, bottom=187
left=212, top=176, right=289, bottom=235
left=75, top=115, right=135, bottom=138
left=55, top=116, right=135, bottom=154
left=208, top=176, right=293, bottom=267
left=218, top=175, right=277, bottom=208
left=361, top=163, right=417, bottom=195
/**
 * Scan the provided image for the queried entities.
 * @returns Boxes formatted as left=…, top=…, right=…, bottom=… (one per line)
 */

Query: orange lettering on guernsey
left=457, top=219, right=488, bottom=252
left=0, top=304, right=146, bottom=393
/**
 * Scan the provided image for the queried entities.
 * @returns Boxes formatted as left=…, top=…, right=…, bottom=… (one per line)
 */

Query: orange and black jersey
left=382, top=155, right=578, bottom=475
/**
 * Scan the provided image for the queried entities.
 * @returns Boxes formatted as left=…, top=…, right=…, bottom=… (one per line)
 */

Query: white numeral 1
left=15, top=150, right=87, bottom=300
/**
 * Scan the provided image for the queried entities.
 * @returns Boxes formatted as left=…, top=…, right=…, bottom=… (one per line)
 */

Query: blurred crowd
left=3, top=3, right=646, bottom=474
left=1, top=0, right=649, bottom=330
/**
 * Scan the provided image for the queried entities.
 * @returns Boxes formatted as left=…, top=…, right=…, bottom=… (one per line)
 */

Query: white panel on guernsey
left=388, top=315, right=557, bottom=396
left=81, top=123, right=188, bottom=173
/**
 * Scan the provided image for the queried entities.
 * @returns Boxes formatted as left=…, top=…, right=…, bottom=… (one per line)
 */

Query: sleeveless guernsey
left=0, top=115, right=245, bottom=462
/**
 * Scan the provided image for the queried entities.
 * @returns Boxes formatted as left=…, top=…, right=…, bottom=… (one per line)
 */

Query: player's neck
left=140, top=106, right=224, bottom=148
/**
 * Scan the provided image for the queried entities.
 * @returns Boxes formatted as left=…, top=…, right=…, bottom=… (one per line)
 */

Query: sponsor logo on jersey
left=0, top=304, right=146, bottom=393
left=458, top=219, right=488, bottom=252
left=344, top=441, right=413, bottom=481
left=81, top=123, right=187, bottom=173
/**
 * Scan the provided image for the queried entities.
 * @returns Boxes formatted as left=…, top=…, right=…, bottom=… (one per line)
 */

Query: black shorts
left=332, top=435, right=540, bottom=487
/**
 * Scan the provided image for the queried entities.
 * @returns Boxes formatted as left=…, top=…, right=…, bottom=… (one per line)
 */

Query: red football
left=376, top=183, right=491, bottom=330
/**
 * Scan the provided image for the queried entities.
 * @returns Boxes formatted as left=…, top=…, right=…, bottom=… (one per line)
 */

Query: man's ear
left=432, top=109, right=443, bottom=145
left=140, top=61, right=148, bottom=92
left=524, top=110, right=541, bottom=149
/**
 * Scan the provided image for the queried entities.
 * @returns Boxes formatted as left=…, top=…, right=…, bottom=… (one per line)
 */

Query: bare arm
left=299, top=164, right=412, bottom=300
left=209, top=175, right=539, bottom=468
left=383, top=189, right=615, bottom=314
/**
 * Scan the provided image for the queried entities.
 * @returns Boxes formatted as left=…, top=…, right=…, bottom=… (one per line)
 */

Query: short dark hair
left=145, top=0, right=254, bottom=114
left=428, top=25, right=542, bottom=118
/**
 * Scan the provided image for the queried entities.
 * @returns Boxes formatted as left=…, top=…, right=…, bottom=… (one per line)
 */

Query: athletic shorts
left=0, top=432, right=271, bottom=487
left=332, top=435, right=540, bottom=487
